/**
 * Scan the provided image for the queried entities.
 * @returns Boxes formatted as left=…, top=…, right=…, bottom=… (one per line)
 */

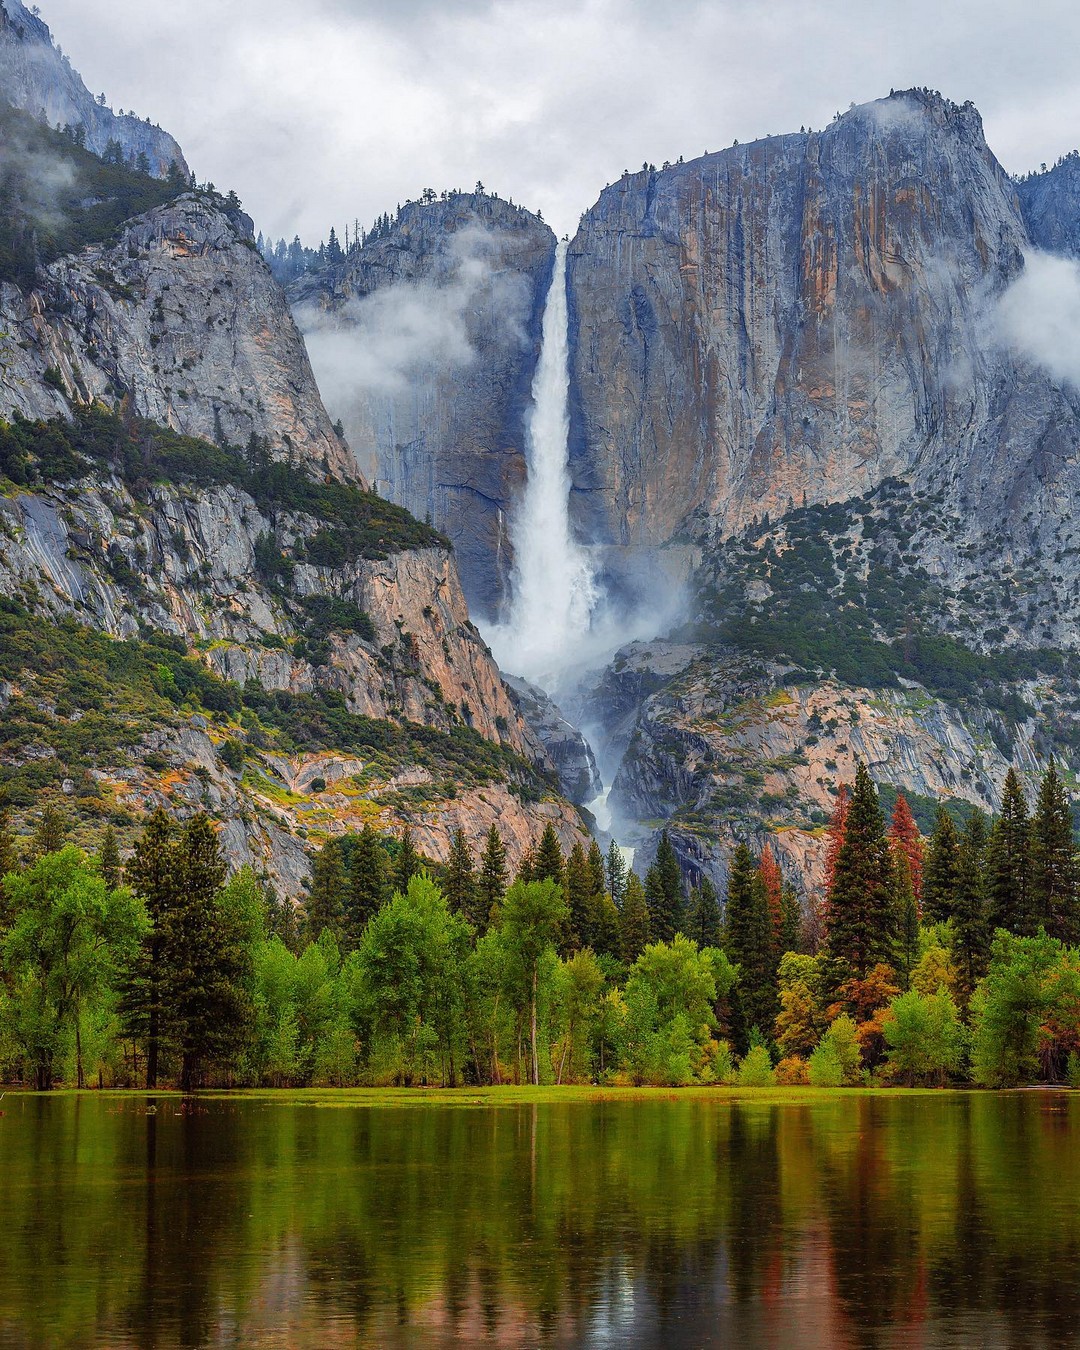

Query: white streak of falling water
left=486, top=241, right=598, bottom=691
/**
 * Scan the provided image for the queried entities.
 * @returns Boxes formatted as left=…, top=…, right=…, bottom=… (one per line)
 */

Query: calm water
left=1, top=1092, right=1079, bottom=1348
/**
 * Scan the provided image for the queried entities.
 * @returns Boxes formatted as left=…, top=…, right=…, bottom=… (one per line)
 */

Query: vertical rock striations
left=566, top=90, right=1080, bottom=606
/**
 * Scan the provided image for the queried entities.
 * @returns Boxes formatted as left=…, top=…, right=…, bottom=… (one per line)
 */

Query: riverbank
left=3, top=1082, right=1051, bottom=1107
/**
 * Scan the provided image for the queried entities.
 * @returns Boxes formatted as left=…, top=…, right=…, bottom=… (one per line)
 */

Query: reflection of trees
left=2, top=1094, right=1080, bottom=1344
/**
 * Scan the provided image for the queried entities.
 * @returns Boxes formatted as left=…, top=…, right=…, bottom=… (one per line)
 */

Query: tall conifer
left=443, top=828, right=478, bottom=921
left=985, top=767, right=1032, bottom=934
left=478, top=825, right=509, bottom=928
left=620, top=870, right=650, bottom=962
left=953, top=812, right=990, bottom=1003
left=534, top=824, right=565, bottom=885
left=1030, top=761, right=1080, bottom=945
left=346, top=824, right=388, bottom=942
left=887, top=793, right=924, bottom=906
left=725, top=843, right=778, bottom=1035
left=922, top=807, right=961, bottom=924
left=823, top=762, right=895, bottom=995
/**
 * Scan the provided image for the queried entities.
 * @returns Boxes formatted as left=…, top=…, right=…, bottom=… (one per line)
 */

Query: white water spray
left=485, top=241, right=599, bottom=691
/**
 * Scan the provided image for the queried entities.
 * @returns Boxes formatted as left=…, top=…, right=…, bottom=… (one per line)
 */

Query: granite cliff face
left=0, top=0, right=187, bottom=177
left=0, top=195, right=355, bottom=479
left=290, top=194, right=556, bottom=618
left=565, top=90, right=1080, bottom=616
left=1018, top=153, right=1080, bottom=257
left=0, top=468, right=587, bottom=893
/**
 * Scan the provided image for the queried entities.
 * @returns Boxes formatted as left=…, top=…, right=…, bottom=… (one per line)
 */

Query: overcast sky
left=36, top=0, right=1080, bottom=243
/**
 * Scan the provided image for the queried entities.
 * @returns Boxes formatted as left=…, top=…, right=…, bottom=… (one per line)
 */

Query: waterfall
left=486, top=240, right=599, bottom=692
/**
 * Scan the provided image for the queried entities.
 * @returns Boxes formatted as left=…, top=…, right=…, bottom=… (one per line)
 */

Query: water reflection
left=0, top=1093, right=1078, bottom=1347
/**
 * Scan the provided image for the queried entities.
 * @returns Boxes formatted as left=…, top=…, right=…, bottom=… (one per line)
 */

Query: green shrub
left=736, top=1044, right=776, bottom=1087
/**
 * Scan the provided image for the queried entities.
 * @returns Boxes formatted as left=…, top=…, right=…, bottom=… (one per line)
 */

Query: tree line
left=2, top=759, right=1079, bottom=1091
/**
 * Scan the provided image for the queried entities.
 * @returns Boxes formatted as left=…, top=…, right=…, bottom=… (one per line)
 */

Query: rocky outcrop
left=290, top=193, right=556, bottom=617
left=0, top=195, right=356, bottom=479
left=611, top=646, right=1046, bottom=900
left=0, top=476, right=540, bottom=757
left=503, top=675, right=601, bottom=804
left=566, top=90, right=1080, bottom=615
left=0, top=0, right=187, bottom=177
left=0, top=468, right=595, bottom=893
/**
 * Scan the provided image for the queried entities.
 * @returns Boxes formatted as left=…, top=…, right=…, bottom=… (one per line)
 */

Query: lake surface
left=1, top=1091, right=1078, bottom=1348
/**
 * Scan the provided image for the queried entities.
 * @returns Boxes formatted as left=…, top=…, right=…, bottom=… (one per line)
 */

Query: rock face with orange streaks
left=566, top=90, right=1080, bottom=598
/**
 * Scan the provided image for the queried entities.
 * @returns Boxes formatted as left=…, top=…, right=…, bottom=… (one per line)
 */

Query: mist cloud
left=996, top=250, right=1080, bottom=387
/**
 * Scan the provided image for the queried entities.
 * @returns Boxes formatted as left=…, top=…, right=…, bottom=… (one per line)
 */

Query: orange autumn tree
left=888, top=793, right=924, bottom=909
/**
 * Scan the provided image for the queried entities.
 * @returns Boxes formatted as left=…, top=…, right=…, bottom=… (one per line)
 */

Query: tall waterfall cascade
left=485, top=241, right=600, bottom=692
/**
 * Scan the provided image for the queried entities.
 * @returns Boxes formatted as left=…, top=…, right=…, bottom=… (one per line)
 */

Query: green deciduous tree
left=883, top=987, right=965, bottom=1086
left=3, top=847, right=142, bottom=1088
left=499, top=878, right=567, bottom=1084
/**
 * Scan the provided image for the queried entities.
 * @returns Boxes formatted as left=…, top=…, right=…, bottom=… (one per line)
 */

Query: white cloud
left=32, top=0, right=1080, bottom=242
left=996, top=250, right=1080, bottom=387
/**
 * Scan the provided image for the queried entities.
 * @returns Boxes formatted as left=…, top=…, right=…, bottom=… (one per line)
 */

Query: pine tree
left=307, top=838, right=347, bottom=941
left=953, top=813, right=990, bottom=1003
left=606, top=840, right=627, bottom=909
left=587, top=840, right=607, bottom=905
left=477, top=825, right=508, bottom=929
left=985, top=767, right=1033, bottom=934
left=395, top=826, right=421, bottom=894
left=564, top=841, right=593, bottom=952
left=119, top=808, right=178, bottom=1088
left=168, top=814, right=252, bottom=1092
left=725, top=844, right=778, bottom=1037
left=1030, top=761, right=1080, bottom=945
left=0, top=790, right=17, bottom=926
left=822, top=762, right=896, bottom=995
left=922, top=807, right=961, bottom=924
left=823, top=784, right=850, bottom=898
left=779, top=883, right=801, bottom=956
left=891, top=848, right=920, bottom=988
left=515, top=845, right=536, bottom=885
left=887, top=793, right=924, bottom=907
left=534, top=824, right=565, bottom=885
left=758, top=844, right=784, bottom=943
left=648, top=831, right=683, bottom=942
left=443, top=828, right=477, bottom=921
left=99, top=825, right=121, bottom=890
left=620, top=870, right=650, bottom=962
left=32, top=804, right=66, bottom=858
left=345, top=824, right=387, bottom=942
